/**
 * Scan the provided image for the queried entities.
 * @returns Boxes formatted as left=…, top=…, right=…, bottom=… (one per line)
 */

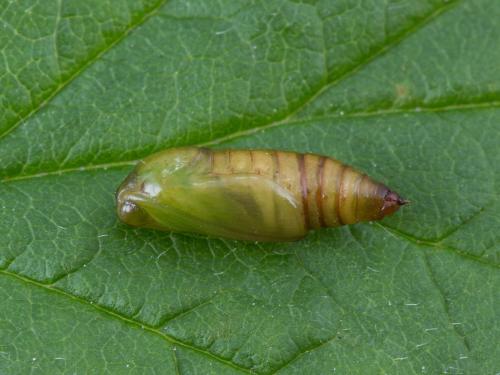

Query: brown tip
left=380, top=190, right=407, bottom=217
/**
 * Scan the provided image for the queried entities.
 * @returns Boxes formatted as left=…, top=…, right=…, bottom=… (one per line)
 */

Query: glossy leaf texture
left=1, top=1, right=499, bottom=374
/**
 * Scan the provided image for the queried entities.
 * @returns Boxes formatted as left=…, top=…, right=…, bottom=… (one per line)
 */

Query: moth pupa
left=116, top=147, right=407, bottom=242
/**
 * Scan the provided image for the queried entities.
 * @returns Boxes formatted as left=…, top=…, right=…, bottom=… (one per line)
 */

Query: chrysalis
left=116, top=147, right=407, bottom=242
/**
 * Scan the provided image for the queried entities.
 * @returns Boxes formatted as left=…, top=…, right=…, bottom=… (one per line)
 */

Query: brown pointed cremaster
left=116, top=147, right=407, bottom=242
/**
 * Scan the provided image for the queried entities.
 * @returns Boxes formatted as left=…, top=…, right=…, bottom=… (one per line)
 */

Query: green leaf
left=1, top=0, right=499, bottom=373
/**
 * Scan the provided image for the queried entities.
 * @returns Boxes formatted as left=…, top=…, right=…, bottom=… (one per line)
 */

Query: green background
left=1, top=0, right=499, bottom=374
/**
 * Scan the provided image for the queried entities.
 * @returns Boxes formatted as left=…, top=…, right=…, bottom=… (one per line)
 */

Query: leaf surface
left=1, top=0, right=499, bottom=374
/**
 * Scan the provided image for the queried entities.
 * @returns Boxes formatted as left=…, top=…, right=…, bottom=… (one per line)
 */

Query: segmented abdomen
left=205, top=149, right=391, bottom=229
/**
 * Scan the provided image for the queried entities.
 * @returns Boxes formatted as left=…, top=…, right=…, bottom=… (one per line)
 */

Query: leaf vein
left=3, top=99, right=499, bottom=184
left=421, top=253, right=472, bottom=352
left=0, top=269, right=255, bottom=374
left=0, top=0, right=171, bottom=141
left=377, top=224, right=500, bottom=270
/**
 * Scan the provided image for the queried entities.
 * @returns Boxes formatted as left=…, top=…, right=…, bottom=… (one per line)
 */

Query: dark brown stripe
left=227, top=150, right=233, bottom=172
left=272, top=151, right=280, bottom=180
left=316, top=157, right=326, bottom=227
left=298, top=154, right=310, bottom=230
left=249, top=150, right=254, bottom=170
left=335, top=165, right=346, bottom=225
left=209, top=149, right=214, bottom=172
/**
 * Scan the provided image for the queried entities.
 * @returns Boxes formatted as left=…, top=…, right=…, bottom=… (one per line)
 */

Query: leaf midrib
left=3, top=1, right=490, bottom=372
left=0, top=0, right=460, bottom=174
left=1, top=219, right=486, bottom=375
left=4, top=98, right=499, bottom=184
left=0, top=269, right=254, bottom=375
